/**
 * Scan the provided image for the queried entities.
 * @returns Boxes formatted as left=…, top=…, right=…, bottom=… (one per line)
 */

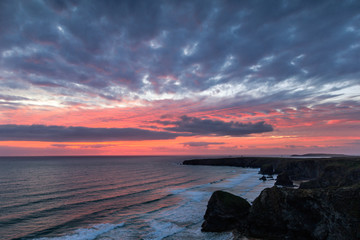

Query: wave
left=35, top=223, right=124, bottom=240
left=1, top=157, right=275, bottom=240
left=1, top=175, right=203, bottom=227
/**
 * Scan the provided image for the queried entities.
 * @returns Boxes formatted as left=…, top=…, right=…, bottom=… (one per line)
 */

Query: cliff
left=202, top=190, right=250, bottom=232
left=183, top=156, right=360, bottom=181
left=184, top=156, right=360, bottom=239
left=247, top=185, right=360, bottom=239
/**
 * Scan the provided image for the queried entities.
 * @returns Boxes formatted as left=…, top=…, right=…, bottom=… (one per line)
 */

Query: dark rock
left=247, top=187, right=290, bottom=238
left=247, top=186, right=360, bottom=239
left=301, top=164, right=360, bottom=189
left=341, top=167, right=360, bottom=187
left=188, top=156, right=360, bottom=239
left=280, top=159, right=321, bottom=180
left=201, top=190, right=251, bottom=232
left=275, top=172, right=294, bottom=187
left=300, top=165, right=342, bottom=189
left=291, top=153, right=349, bottom=158
left=330, top=184, right=360, bottom=239
left=259, top=175, right=267, bottom=181
left=183, top=157, right=331, bottom=180
left=260, top=164, right=274, bottom=175
left=183, top=157, right=360, bottom=180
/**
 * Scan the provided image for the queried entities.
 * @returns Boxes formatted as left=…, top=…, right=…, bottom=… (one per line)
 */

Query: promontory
left=183, top=155, right=360, bottom=239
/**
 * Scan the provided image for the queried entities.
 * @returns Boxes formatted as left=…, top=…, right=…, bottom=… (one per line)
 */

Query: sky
left=0, top=0, right=359, bottom=156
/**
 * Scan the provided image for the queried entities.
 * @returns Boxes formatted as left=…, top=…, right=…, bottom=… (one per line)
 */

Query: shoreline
left=183, top=156, right=360, bottom=239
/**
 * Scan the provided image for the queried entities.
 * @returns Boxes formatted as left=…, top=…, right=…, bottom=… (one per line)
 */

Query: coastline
left=183, top=155, right=360, bottom=239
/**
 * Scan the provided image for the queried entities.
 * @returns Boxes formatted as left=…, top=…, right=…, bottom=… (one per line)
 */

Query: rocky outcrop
left=260, top=163, right=274, bottom=175
left=279, top=159, right=322, bottom=180
left=247, top=185, right=360, bottom=239
left=183, top=157, right=271, bottom=169
left=300, top=164, right=360, bottom=189
left=203, top=186, right=360, bottom=239
left=184, top=156, right=360, bottom=183
left=194, top=156, right=360, bottom=239
left=275, top=172, right=294, bottom=187
left=201, top=190, right=250, bottom=232
left=259, top=175, right=267, bottom=181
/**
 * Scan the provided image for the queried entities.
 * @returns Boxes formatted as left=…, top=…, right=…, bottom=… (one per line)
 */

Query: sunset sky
left=0, top=0, right=359, bottom=156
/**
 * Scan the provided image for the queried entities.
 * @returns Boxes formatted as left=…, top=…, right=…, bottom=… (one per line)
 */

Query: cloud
left=348, top=140, right=360, bottom=146
left=0, top=94, right=30, bottom=101
left=0, top=0, right=359, bottom=109
left=157, top=115, right=273, bottom=136
left=0, top=0, right=359, bottom=157
left=0, top=125, right=181, bottom=142
left=52, top=143, right=116, bottom=149
left=0, top=145, right=90, bottom=156
left=182, top=141, right=225, bottom=148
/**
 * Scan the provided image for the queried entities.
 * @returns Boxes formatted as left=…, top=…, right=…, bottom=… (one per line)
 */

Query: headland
left=183, top=155, right=360, bottom=239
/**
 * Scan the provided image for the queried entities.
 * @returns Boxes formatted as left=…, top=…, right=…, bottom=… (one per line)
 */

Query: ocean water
left=0, top=156, right=275, bottom=240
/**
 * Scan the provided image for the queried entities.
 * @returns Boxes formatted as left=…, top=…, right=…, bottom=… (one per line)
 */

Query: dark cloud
left=0, top=0, right=359, bottom=114
left=0, top=125, right=181, bottom=142
left=52, top=143, right=116, bottom=148
left=0, top=145, right=95, bottom=156
left=182, top=142, right=225, bottom=148
left=0, top=94, right=29, bottom=101
left=157, top=115, right=273, bottom=136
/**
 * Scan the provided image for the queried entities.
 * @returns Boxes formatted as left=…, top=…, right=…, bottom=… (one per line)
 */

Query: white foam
left=223, top=169, right=259, bottom=186
left=36, top=223, right=124, bottom=240
left=62, top=168, right=272, bottom=240
left=143, top=220, right=184, bottom=240
left=184, top=190, right=209, bottom=202
left=170, top=188, right=187, bottom=195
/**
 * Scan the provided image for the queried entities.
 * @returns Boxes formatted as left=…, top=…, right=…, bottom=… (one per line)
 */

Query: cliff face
left=248, top=186, right=360, bottom=240
left=201, top=190, right=250, bottom=232
left=183, top=157, right=360, bottom=182
left=192, top=156, right=360, bottom=239
left=300, top=164, right=360, bottom=189
left=203, top=186, right=360, bottom=239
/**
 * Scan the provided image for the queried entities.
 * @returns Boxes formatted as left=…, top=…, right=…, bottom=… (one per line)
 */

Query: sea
left=0, top=156, right=275, bottom=240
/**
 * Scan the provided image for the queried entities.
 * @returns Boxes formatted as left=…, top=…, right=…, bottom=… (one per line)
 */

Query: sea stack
left=201, top=190, right=250, bottom=232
